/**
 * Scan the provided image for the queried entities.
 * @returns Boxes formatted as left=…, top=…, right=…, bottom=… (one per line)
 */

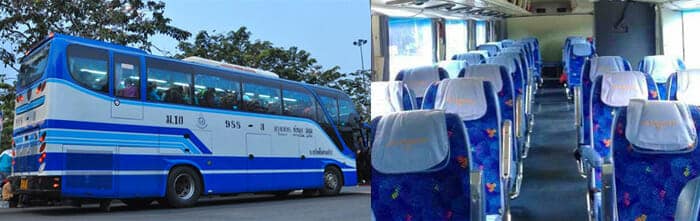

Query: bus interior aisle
left=510, top=79, right=588, bottom=220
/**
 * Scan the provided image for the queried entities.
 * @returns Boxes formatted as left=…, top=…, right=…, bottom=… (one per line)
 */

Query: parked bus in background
left=9, top=33, right=367, bottom=210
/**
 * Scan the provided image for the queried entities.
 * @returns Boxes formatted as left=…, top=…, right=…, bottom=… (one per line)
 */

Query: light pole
left=352, top=39, right=367, bottom=71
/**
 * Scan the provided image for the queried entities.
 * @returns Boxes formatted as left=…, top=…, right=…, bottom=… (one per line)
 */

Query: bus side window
left=339, top=98, right=359, bottom=127
left=282, top=89, right=316, bottom=120
left=194, top=73, right=240, bottom=110
left=114, top=54, right=140, bottom=99
left=243, top=83, right=281, bottom=115
left=320, top=96, right=339, bottom=125
left=146, top=62, right=193, bottom=105
left=67, top=44, right=109, bottom=93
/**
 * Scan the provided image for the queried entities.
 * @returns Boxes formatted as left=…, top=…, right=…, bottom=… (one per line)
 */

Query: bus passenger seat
left=394, top=66, right=448, bottom=108
left=639, top=55, right=686, bottom=100
left=452, top=51, right=486, bottom=65
left=422, top=78, right=512, bottom=218
left=370, top=81, right=415, bottom=119
left=566, top=43, right=595, bottom=91
left=437, top=60, right=468, bottom=79
left=477, top=43, right=502, bottom=57
left=601, top=99, right=700, bottom=220
left=668, top=69, right=700, bottom=104
left=371, top=110, right=485, bottom=221
left=587, top=71, right=658, bottom=219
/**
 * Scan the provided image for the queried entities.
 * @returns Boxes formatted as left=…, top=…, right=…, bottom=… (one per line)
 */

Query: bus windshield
left=18, top=44, right=50, bottom=88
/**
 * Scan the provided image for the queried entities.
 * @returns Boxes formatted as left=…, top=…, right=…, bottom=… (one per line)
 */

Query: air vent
left=557, top=8, right=567, bottom=13
left=536, top=8, right=546, bottom=13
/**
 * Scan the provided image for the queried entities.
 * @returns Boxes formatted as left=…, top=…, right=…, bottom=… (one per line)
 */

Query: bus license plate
left=20, top=179, right=28, bottom=190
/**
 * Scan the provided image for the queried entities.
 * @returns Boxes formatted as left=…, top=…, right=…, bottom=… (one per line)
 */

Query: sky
left=2, top=0, right=371, bottom=78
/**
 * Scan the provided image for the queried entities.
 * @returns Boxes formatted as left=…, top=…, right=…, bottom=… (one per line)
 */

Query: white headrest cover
left=572, top=43, right=592, bottom=56
left=472, top=50, right=490, bottom=59
left=433, top=79, right=488, bottom=121
left=642, top=55, right=682, bottom=83
left=676, top=69, right=700, bottom=106
left=601, top=71, right=648, bottom=107
left=438, top=60, right=467, bottom=79
left=626, top=100, right=697, bottom=152
left=401, top=66, right=440, bottom=99
left=372, top=110, right=450, bottom=174
left=463, top=64, right=504, bottom=92
left=488, top=55, right=517, bottom=74
left=371, top=81, right=409, bottom=119
left=590, top=56, right=627, bottom=80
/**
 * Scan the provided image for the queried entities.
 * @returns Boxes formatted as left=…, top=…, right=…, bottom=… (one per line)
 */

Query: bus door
left=111, top=54, right=144, bottom=120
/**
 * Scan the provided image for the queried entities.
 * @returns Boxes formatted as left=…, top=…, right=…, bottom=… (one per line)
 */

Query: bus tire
left=320, top=166, right=343, bottom=196
left=164, top=166, right=201, bottom=208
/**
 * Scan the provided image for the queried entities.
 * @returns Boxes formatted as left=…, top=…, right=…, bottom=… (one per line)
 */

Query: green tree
left=177, top=29, right=370, bottom=120
left=0, top=0, right=191, bottom=71
left=0, top=0, right=190, bottom=149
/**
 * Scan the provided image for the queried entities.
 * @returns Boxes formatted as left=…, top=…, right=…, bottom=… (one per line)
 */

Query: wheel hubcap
left=174, top=174, right=195, bottom=200
left=325, top=172, right=338, bottom=190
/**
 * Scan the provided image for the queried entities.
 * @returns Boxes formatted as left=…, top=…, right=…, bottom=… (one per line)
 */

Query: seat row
left=560, top=38, right=700, bottom=219
left=371, top=37, right=542, bottom=221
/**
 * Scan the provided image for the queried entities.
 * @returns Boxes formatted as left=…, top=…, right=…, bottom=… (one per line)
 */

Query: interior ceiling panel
left=372, top=0, right=532, bottom=19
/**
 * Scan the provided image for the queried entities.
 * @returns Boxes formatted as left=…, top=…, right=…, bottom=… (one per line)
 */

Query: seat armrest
left=675, top=177, right=700, bottom=221
left=579, top=145, right=602, bottom=168
left=601, top=162, right=618, bottom=221
left=573, top=86, right=583, bottom=128
left=470, top=170, right=485, bottom=221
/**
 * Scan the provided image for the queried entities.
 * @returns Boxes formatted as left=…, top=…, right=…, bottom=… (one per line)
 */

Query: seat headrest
left=600, top=71, right=649, bottom=107
left=399, top=66, right=441, bottom=98
left=462, top=64, right=505, bottom=92
left=641, top=55, right=683, bottom=83
left=501, top=48, right=523, bottom=55
left=438, top=60, right=467, bottom=79
left=487, top=55, right=517, bottom=75
left=590, top=56, right=628, bottom=80
left=571, top=43, right=593, bottom=56
left=453, top=52, right=485, bottom=65
left=433, top=79, right=488, bottom=121
left=371, top=81, right=410, bottom=119
left=371, top=110, right=451, bottom=174
left=471, top=50, right=490, bottom=59
left=675, top=69, right=700, bottom=106
left=625, top=100, right=697, bottom=153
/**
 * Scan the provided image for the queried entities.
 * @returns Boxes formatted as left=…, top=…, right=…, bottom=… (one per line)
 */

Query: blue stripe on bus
left=16, top=96, right=46, bottom=115
left=45, top=130, right=200, bottom=154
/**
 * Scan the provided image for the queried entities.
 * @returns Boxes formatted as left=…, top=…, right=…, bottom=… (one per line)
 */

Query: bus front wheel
left=164, top=166, right=202, bottom=208
left=320, top=167, right=343, bottom=196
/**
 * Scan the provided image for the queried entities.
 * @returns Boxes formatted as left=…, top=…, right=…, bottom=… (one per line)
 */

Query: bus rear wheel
left=320, top=167, right=343, bottom=196
left=164, top=167, right=201, bottom=208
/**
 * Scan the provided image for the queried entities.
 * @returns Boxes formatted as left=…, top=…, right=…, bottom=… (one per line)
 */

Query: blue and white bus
left=9, top=33, right=366, bottom=209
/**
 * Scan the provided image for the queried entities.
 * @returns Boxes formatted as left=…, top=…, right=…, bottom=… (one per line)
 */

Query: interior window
left=388, top=17, right=434, bottom=80
left=282, top=89, right=316, bottom=120
left=445, top=20, right=468, bottom=60
left=67, top=45, right=109, bottom=93
left=476, top=20, right=487, bottom=46
left=194, top=73, right=240, bottom=110
left=683, top=10, right=700, bottom=68
left=320, top=96, right=339, bottom=125
left=114, top=55, right=140, bottom=99
left=243, top=83, right=281, bottom=115
left=146, top=61, right=193, bottom=105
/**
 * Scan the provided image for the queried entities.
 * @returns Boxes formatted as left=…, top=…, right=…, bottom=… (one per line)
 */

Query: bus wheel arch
left=162, top=164, right=203, bottom=208
left=320, top=164, right=343, bottom=196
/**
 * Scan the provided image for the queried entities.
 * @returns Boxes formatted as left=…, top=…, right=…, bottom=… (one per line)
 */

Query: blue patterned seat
left=521, top=37, right=542, bottom=77
left=562, top=36, right=587, bottom=70
left=438, top=60, right=469, bottom=79
left=501, top=39, right=515, bottom=48
left=487, top=55, right=528, bottom=159
left=566, top=43, right=595, bottom=90
left=370, top=110, right=482, bottom=221
left=578, top=56, right=633, bottom=146
left=370, top=81, right=416, bottom=119
left=667, top=69, right=700, bottom=104
left=638, top=55, right=686, bottom=100
left=601, top=99, right=700, bottom=220
left=477, top=43, right=502, bottom=57
left=452, top=52, right=486, bottom=66
left=587, top=71, right=659, bottom=220
left=395, top=66, right=449, bottom=108
left=421, top=78, right=511, bottom=217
